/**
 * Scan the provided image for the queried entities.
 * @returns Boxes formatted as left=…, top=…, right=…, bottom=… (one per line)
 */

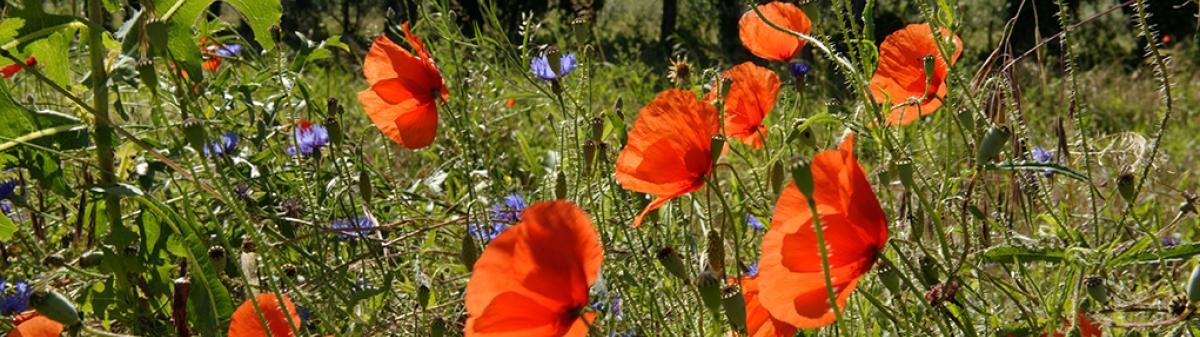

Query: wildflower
left=744, top=262, right=759, bottom=277
left=746, top=214, right=765, bottom=230
left=1, top=56, right=37, bottom=78
left=0, top=176, right=16, bottom=200
left=505, top=98, right=516, bottom=108
left=735, top=275, right=797, bottom=337
left=200, top=38, right=224, bottom=71
left=331, top=216, right=377, bottom=238
left=739, top=2, right=812, bottom=62
left=592, top=292, right=624, bottom=320
left=7, top=314, right=64, bottom=337
left=203, top=132, right=239, bottom=157
left=758, top=135, right=888, bottom=328
left=712, top=62, right=779, bottom=149
left=869, top=24, right=963, bottom=126
left=616, top=89, right=722, bottom=227
left=228, top=294, right=301, bottom=337
left=465, top=201, right=603, bottom=336
left=468, top=193, right=527, bottom=242
left=1030, top=146, right=1055, bottom=177
left=1163, top=236, right=1182, bottom=247
left=0, top=278, right=32, bottom=314
left=357, top=22, right=449, bottom=150
left=667, top=56, right=692, bottom=86
left=788, top=62, right=810, bottom=78
left=286, top=120, right=329, bottom=157
left=467, top=222, right=508, bottom=242
left=215, top=44, right=244, bottom=57
left=531, top=52, right=578, bottom=81
left=296, top=306, right=312, bottom=322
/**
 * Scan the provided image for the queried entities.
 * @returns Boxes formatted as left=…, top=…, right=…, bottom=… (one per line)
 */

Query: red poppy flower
left=199, top=38, right=223, bottom=71
left=869, top=24, right=963, bottom=126
left=228, top=293, right=302, bottom=337
left=1, top=57, right=37, bottom=79
left=1010, top=311, right=1101, bottom=337
left=757, top=135, right=888, bottom=328
left=357, top=22, right=449, bottom=150
left=739, top=2, right=812, bottom=62
left=615, top=89, right=722, bottom=227
left=6, top=314, right=64, bottom=337
left=465, top=201, right=604, bottom=336
left=506, top=98, right=517, bottom=108
left=732, top=276, right=797, bottom=337
left=719, top=62, right=780, bottom=149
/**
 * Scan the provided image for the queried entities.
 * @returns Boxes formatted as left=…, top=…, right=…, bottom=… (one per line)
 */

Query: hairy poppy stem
left=87, top=0, right=123, bottom=237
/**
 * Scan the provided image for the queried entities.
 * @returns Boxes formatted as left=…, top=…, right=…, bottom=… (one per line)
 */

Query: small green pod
left=698, top=270, right=723, bottom=318
left=30, top=290, right=81, bottom=327
left=976, top=126, right=1010, bottom=165
left=721, top=284, right=747, bottom=332
left=656, top=247, right=688, bottom=283
left=460, top=231, right=480, bottom=271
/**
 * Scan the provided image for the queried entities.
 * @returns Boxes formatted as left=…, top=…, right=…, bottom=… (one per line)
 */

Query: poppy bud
left=583, top=140, right=598, bottom=176
left=327, top=97, right=342, bottom=115
left=597, top=142, right=609, bottom=165
left=1188, top=262, right=1200, bottom=303
left=79, top=250, right=104, bottom=268
left=613, top=97, right=625, bottom=119
left=976, top=126, right=1010, bottom=165
left=710, top=135, right=725, bottom=165
left=705, top=229, right=725, bottom=278
left=877, top=260, right=902, bottom=295
left=922, top=55, right=936, bottom=82
left=895, top=159, right=916, bottom=188
left=1117, top=172, right=1136, bottom=203
left=282, top=263, right=298, bottom=278
left=417, top=284, right=431, bottom=308
left=1085, top=276, right=1108, bottom=305
left=591, top=117, right=604, bottom=141
left=656, top=247, right=688, bottom=282
left=957, top=109, right=975, bottom=132
left=137, top=58, right=158, bottom=89
left=698, top=270, right=723, bottom=318
left=325, top=116, right=343, bottom=146
left=43, top=254, right=65, bottom=267
left=269, top=24, right=282, bottom=43
left=208, top=245, right=226, bottom=273
left=721, top=284, right=747, bottom=331
left=790, top=159, right=815, bottom=198
left=30, top=290, right=81, bottom=327
left=182, top=118, right=208, bottom=152
left=460, top=230, right=480, bottom=271
left=358, top=168, right=372, bottom=204
left=555, top=171, right=568, bottom=200
left=769, top=160, right=786, bottom=196
left=919, top=255, right=940, bottom=286
left=431, top=318, right=447, bottom=337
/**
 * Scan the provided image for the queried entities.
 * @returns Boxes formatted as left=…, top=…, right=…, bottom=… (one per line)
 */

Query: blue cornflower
left=745, top=262, right=759, bottom=277
left=531, top=53, right=577, bottom=81
left=331, top=216, right=376, bottom=238
left=0, top=278, right=32, bottom=315
left=468, top=222, right=508, bottom=242
left=214, top=44, right=243, bottom=57
left=296, top=305, right=312, bottom=322
left=591, top=292, right=623, bottom=320
left=203, top=132, right=238, bottom=157
left=0, top=177, right=16, bottom=201
left=1030, top=146, right=1055, bottom=177
left=469, top=193, right=527, bottom=242
left=1162, top=236, right=1182, bottom=247
left=287, top=122, right=329, bottom=157
left=610, top=330, right=639, bottom=337
left=788, top=62, right=811, bottom=78
left=746, top=214, right=764, bottom=230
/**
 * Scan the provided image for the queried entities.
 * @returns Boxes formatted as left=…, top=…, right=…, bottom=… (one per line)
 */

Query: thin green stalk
left=88, top=0, right=122, bottom=234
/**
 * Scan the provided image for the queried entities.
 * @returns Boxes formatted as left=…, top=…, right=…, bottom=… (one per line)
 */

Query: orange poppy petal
left=615, top=89, right=721, bottom=226
left=869, top=23, right=963, bottom=126
left=392, top=102, right=439, bottom=150
left=757, top=136, right=887, bottom=328
left=465, top=201, right=603, bottom=337
left=362, top=35, right=415, bottom=85
left=739, top=276, right=797, bottom=337
left=8, top=315, right=64, bottom=337
left=723, top=62, right=780, bottom=149
left=739, top=2, right=812, bottom=62
left=228, top=293, right=301, bottom=337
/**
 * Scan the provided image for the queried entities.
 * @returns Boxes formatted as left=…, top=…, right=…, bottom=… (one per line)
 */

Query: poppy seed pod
left=922, top=55, right=937, bottom=83
left=976, top=126, right=1010, bottom=165
left=327, top=97, right=343, bottom=116
left=895, top=159, right=916, bottom=188
left=591, top=117, right=604, bottom=141
left=182, top=118, right=209, bottom=152
left=583, top=140, right=598, bottom=176
left=919, top=255, right=940, bottom=286
left=1085, top=276, right=1109, bottom=305
left=790, top=159, right=815, bottom=198
left=657, top=247, right=689, bottom=282
left=417, top=284, right=431, bottom=308
left=698, top=270, right=723, bottom=318
left=30, top=290, right=81, bottom=327
left=957, top=109, right=975, bottom=131
left=555, top=171, right=568, bottom=200
left=1188, top=262, right=1200, bottom=303
left=42, top=254, right=64, bottom=267
left=282, top=263, right=298, bottom=278
left=208, top=245, right=226, bottom=273
left=877, top=261, right=902, bottom=296
left=460, top=230, right=479, bottom=271
left=721, top=284, right=747, bottom=331
left=1118, top=172, right=1136, bottom=203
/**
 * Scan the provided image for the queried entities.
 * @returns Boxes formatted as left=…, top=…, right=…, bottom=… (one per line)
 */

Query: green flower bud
left=769, top=160, right=786, bottom=196
left=358, top=168, right=373, bottom=204
left=79, top=250, right=104, bottom=268
left=790, top=159, right=815, bottom=198
left=698, top=270, right=723, bottom=318
left=555, top=171, right=568, bottom=200
left=460, top=230, right=480, bottom=271
left=325, top=117, right=343, bottom=147
left=922, top=55, right=937, bottom=83
left=417, top=284, right=431, bottom=309
left=30, top=290, right=81, bottom=327
left=656, top=247, right=688, bottom=282
left=976, top=126, right=1010, bottom=165
left=919, top=255, right=940, bottom=286
left=710, top=135, right=725, bottom=165
left=1118, top=172, right=1136, bottom=203
left=878, top=260, right=902, bottom=296
left=895, top=159, right=916, bottom=188
left=1085, top=276, right=1109, bottom=305
left=591, top=117, right=604, bottom=141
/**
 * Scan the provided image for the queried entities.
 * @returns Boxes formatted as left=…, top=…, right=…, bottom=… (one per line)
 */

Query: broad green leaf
left=0, top=212, right=16, bottom=241
left=224, top=0, right=282, bottom=50
left=0, top=85, right=89, bottom=151
left=0, top=18, right=25, bottom=47
left=27, top=26, right=76, bottom=87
